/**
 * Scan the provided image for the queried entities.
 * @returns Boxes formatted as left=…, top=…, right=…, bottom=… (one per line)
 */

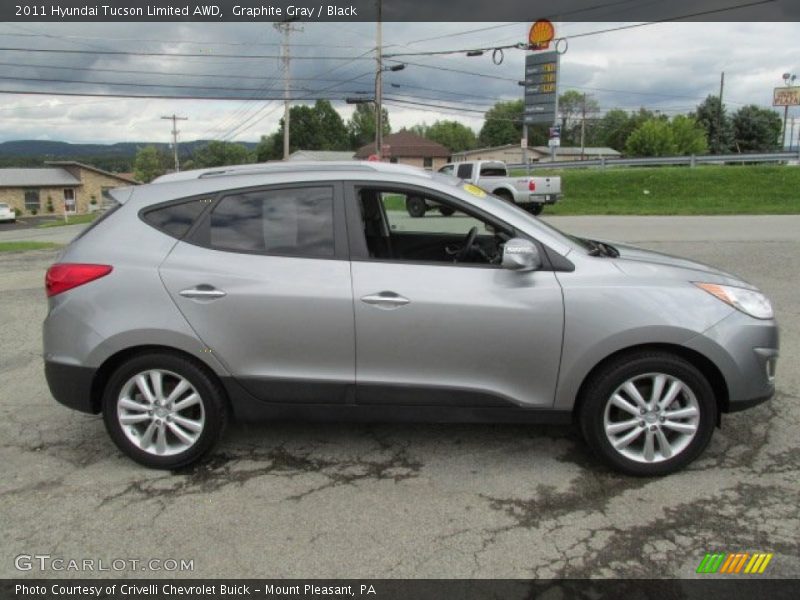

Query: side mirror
left=502, top=238, right=542, bottom=272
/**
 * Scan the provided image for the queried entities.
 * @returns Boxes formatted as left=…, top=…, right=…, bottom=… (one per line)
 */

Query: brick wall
left=0, top=186, right=79, bottom=215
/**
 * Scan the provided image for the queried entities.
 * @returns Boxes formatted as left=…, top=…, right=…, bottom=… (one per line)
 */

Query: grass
left=505, top=165, right=800, bottom=215
left=0, top=241, right=61, bottom=252
left=38, top=213, right=98, bottom=228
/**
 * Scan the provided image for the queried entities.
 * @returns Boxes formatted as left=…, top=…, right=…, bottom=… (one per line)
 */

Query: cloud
left=0, top=21, right=797, bottom=144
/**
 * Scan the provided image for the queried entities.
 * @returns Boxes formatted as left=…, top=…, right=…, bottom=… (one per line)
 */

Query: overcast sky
left=0, top=21, right=798, bottom=145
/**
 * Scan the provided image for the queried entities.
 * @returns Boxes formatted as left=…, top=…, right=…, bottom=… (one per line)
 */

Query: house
left=451, top=144, right=530, bottom=164
left=452, top=144, right=622, bottom=164
left=287, top=150, right=355, bottom=161
left=354, top=131, right=450, bottom=170
left=0, top=161, right=138, bottom=215
left=529, top=146, right=622, bottom=162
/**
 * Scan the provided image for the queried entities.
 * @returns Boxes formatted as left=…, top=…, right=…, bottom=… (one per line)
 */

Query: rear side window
left=209, top=186, right=334, bottom=257
left=456, top=163, right=473, bottom=179
left=144, top=198, right=208, bottom=239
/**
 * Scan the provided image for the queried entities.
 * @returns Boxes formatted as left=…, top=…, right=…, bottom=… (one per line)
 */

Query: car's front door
left=159, top=183, right=355, bottom=404
left=346, top=184, right=564, bottom=408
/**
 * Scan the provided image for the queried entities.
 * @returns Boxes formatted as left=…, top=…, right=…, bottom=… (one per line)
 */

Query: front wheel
left=406, top=197, right=427, bottom=218
left=438, top=206, right=455, bottom=216
left=102, top=353, right=228, bottom=469
left=578, top=352, right=717, bottom=476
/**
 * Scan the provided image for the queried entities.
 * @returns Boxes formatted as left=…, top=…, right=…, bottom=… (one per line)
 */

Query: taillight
left=528, top=180, right=536, bottom=191
left=45, top=264, right=113, bottom=297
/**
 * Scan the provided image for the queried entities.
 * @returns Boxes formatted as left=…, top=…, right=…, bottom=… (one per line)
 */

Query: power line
left=0, top=45, right=372, bottom=61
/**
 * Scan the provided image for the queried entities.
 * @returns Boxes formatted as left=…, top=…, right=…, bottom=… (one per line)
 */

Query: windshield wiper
left=585, top=239, right=619, bottom=258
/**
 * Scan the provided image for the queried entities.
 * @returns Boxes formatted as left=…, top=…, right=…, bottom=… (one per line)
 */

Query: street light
left=781, top=72, right=797, bottom=149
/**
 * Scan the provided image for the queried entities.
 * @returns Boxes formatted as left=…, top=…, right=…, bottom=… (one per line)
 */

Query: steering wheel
left=456, top=226, right=479, bottom=262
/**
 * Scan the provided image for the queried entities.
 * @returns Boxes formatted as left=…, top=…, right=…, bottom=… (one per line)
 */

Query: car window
left=0, top=203, right=8, bottom=208
left=438, top=165, right=454, bottom=176
left=456, top=163, right=473, bottom=179
left=210, top=186, right=334, bottom=257
left=380, top=192, right=486, bottom=235
left=143, top=198, right=209, bottom=239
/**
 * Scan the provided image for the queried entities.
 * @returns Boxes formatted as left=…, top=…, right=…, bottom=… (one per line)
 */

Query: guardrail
left=507, top=151, right=800, bottom=171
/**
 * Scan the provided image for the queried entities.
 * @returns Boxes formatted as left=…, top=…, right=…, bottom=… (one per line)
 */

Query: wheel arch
left=90, top=345, right=229, bottom=414
left=570, top=343, right=729, bottom=425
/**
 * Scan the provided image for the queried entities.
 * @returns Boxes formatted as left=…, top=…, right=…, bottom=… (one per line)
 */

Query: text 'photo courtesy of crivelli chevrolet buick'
left=42, top=161, right=778, bottom=476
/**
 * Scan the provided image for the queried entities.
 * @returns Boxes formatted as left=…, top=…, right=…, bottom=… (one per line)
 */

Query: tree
left=191, top=141, right=254, bottom=168
left=347, top=103, right=390, bottom=149
left=558, top=90, right=599, bottom=145
left=693, top=95, right=734, bottom=154
left=732, top=105, right=782, bottom=152
left=313, top=100, right=350, bottom=150
left=625, top=119, right=677, bottom=157
left=670, top=115, right=709, bottom=155
left=596, top=109, right=635, bottom=152
left=255, top=132, right=282, bottom=162
left=133, top=145, right=169, bottom=182
left=418, top=120, right=476, bottom=153
left=478, top=100, right=524, bottom=147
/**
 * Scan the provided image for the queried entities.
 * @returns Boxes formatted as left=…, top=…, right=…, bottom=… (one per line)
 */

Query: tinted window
left=210, top=187, right=334, bottom=257
left=145, top=198, right=208, bottom=238
left=456, top=163, right=473, bottom=179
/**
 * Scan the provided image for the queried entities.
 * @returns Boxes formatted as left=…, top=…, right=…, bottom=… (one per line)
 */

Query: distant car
left=43, top=161, right=778, bottom=475
left=431, top=160, right=561, bottom=216
left=0, top=202, right=15, bottom=223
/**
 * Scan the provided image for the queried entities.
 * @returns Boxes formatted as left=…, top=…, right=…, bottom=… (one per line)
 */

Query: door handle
left=361, top=292, right=410, bottom=309
left=179, top=286, right=227, bottom=299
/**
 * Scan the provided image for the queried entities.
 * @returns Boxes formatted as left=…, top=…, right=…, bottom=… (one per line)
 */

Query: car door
left=159, top=182, right=355, bottom=404
left=346, top=183, right=564, bottom=409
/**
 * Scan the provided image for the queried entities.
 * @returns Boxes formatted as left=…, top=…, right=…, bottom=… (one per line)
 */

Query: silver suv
left=43, top=162, right=778, bottom=475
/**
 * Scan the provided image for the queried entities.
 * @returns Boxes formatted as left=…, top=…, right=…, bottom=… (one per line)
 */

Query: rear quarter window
left=143, top=198, right=210, bottom=239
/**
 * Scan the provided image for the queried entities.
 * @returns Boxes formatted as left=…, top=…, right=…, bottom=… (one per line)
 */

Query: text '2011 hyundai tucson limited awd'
left=43, top=162, right=779, bottom=475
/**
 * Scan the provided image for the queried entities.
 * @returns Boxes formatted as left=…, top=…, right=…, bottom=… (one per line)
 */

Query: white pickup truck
left=406, top=160, right=561, bottom=217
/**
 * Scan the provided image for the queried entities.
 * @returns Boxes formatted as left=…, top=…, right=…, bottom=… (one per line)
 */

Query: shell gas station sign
left=523, top=19, right=559, bottom=125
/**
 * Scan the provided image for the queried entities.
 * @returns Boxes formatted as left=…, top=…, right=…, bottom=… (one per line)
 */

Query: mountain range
left=0, top=139, right=257, bottom=159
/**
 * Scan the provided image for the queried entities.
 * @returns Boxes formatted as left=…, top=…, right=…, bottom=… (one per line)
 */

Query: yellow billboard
left=773, top=87, right=800, bottom=106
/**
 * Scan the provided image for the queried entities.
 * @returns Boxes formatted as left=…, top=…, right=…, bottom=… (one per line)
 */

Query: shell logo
left=529, top=19, right=555, bottom=50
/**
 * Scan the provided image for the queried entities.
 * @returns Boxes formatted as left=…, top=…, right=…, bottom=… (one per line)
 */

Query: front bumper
left=44, top=360, right=98, bottom=414
left=685, top=311, right=779, bottom=412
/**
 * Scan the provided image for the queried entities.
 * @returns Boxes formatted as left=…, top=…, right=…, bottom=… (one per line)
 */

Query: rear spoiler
left=108, top=186, right=135, bottom=205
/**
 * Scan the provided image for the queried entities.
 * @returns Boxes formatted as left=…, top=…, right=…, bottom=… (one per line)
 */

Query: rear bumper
left=526, top=194, right=560, bottom=205
left=44, top=360, right=98, bottom=414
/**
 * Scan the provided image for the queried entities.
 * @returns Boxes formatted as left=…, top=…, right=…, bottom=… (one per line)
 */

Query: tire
left=578, top=351, right=717, bottom=476
left=406, top=197, right=427, bottom=218
left=438, top=206, right=455, bottom=217
left=527, top=204, right=544, bottom=216
left=102, top=352, right=228, bottom=469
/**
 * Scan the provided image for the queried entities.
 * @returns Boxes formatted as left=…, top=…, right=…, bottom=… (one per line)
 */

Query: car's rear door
left=159, top=182, right=355, bottom=404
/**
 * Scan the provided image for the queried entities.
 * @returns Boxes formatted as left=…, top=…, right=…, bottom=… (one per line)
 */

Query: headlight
left=694, top=283, right=774, bottom=320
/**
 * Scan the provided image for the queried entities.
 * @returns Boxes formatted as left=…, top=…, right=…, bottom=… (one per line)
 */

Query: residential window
left=63, top=188, right=76, bottom=213
left=24, top=189, right=40, bottom=211
left=423, top=157, right=433, bottom=169
left=209, top=187, right=334, bottom=257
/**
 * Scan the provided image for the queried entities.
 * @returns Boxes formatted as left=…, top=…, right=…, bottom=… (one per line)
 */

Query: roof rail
left=152, top=160, right=432, bottom=184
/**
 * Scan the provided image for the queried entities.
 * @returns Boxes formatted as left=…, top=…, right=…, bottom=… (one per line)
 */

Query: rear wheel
left=578, top=352, right=716, bottom=476
left=406, top=197, right=427, bottom=218
left=102, top=353, right=228, bottom=469
left=527, top=203, right=544, bottom=216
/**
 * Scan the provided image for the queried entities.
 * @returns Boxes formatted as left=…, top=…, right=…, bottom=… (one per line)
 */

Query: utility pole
left=580, top=93, right=587, bottom=160
left=716, top=71, right=725, bottom=153
left=375, top=0, right=383, bottom=158
left=274, top=19, right=302, bottom=160
left=161, top=114, right=188, bottom=172
left=790, top=116, right=796, bottom=152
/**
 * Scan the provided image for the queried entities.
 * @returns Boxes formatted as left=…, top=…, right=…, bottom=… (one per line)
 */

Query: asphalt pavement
left=1, top=215, right=798, bottom=579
